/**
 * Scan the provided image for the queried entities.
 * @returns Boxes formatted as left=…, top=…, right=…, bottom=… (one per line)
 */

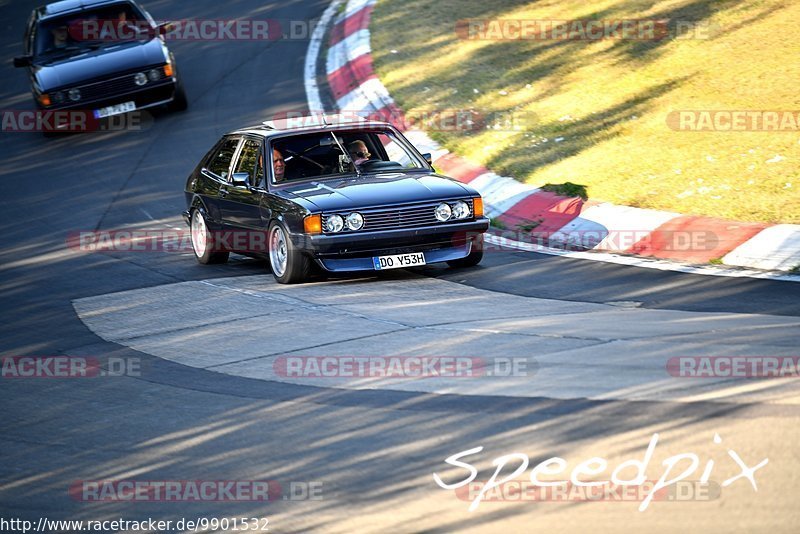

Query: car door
left=199, top=136, right=240, bottom=225
left=218, top=137, right=267, bottom=235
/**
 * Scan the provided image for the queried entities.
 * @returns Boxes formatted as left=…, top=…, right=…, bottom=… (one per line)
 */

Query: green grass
left=372, top=0, right=800, bottom=223
left=489, top=217, right=506, bottom=229
left=540, top=182, right=588, bottom=200
left=709, top=257, right=724, bottom=265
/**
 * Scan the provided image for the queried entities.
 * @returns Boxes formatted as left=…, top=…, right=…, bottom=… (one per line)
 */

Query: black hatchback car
left=14, top=0, right=187, bottom=128
left=183, top=115, right=489, bottom=284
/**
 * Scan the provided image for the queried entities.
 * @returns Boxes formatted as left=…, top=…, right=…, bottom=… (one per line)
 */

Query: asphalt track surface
left=1, top=1, right=799, bottom=532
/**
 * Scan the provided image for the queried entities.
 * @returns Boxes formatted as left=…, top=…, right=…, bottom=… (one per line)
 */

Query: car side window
left=206, top=137, right=240, bottom=180
left=233, top=139, right=264, bottom=187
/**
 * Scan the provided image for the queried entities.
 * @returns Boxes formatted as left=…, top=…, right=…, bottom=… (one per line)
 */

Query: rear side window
left=206, top=138, right=240, bottom=180
left=234, top=139, right=264, bottom=187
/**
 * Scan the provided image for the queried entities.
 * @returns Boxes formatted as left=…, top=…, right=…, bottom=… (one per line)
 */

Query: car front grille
left=324, top=199, right=474, bottom=233
left=63, top=66, right=169, bottom=102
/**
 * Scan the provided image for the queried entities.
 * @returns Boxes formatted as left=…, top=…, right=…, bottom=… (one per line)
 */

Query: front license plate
left=372, top=252, right=426, bottom=270
left=93, top=101, right=136, bottom=119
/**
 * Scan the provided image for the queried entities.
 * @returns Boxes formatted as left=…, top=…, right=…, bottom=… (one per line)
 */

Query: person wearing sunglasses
left=347, top=140, right=371, bottom=166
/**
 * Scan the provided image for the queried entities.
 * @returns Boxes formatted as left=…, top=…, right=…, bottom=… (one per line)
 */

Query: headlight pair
left=435, top=200, right=470, bottom=222
left=323, top=212, right=364, bottom=233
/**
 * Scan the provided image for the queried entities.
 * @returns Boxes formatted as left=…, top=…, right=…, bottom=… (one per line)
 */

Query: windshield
left=269, top=129, right=428, bottom=184
left=35, top=2, right=149, bottom=57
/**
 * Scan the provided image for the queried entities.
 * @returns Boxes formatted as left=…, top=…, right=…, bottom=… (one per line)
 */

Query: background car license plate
left=94, top=101, right=136, bottom=119
left=372, top=252, right=426, bottom=270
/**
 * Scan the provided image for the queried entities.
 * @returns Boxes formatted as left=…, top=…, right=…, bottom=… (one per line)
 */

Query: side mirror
left=421, top=152, right=432, bottom=165
left=231, top=172, right=250, bottom=187
left=157, top=21, right=174, bottom=35
left=13, top=56, right=32, bottom=68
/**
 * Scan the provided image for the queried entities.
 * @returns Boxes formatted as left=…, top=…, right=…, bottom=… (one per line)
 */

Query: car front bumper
left=297, top=218, right=489, bottom=272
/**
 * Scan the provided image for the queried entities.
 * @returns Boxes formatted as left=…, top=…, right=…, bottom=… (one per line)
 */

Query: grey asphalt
left=1, top=0, right=799, bottom=532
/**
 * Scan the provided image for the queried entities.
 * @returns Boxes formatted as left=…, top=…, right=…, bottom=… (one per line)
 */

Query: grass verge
left=372, top=0, right=800, bottom=223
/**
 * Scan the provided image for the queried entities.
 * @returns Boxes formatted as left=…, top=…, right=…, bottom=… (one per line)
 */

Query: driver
left=272, top=148, right=286, bottom=182
left=347, top=140, right=371, bottom=166
left=51, top=25, right=70, bottom=49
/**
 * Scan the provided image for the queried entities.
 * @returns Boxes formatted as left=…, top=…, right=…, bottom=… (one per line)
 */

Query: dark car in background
left=183, top=115, right=489, bottom=284
left=13, top=0, right=187, bottom=129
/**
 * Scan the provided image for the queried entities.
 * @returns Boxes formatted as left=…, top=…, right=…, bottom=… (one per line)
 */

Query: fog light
left=435, top=202, right=452, bottom=222
left=134, top=72, right=148, bottom=86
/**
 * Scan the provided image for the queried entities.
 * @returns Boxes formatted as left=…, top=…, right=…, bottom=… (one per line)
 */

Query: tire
left=268, top=221, right=311, bottom=284
left=447, top=233, right=484, bottom=268
left=190, top=209, right=229, bottom=264
left=168, top=79, right=188, bottom=112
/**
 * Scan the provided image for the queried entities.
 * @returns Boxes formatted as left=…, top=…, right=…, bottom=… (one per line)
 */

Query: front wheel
left=268, top=222, right=311, bottom=284
left=168, top=80, right=188, bottom=112
left=190, top=209, right=229, bottom=264
left=447, top=233, right=484, bottom=268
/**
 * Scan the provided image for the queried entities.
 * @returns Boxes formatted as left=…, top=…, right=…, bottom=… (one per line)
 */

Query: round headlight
left=67, top=88, right=81, bottom=102
left=52, top=91, right=65, bottom=104
left=452, top=200, right=470, bottom=220
left=147, top=68, right=161, bottom=81
left=134, top=72, right=148, bottom=86
left=324, top=214, right=344, bottom=233
left=434, top=202, right=452, bottom=222
left=346, top=212, right=364, bottom=231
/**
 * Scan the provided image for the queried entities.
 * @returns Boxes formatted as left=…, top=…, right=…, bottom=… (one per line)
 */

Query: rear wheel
left=190, top=209, right=228, bottom=264
left=268, top=222, right=311, bottom=284
left=447, top=233, right=484, bottom=268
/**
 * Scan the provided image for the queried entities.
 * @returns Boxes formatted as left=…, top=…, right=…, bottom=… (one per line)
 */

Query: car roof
left=37, top=0, right=131, bottom=20
left=230, top=114, right=396, bottom=139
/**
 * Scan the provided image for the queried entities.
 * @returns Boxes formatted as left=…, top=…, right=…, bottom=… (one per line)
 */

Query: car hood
left=281, top=172, right=476, bottom=212
left=34, top=38, right=167, bottom=90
